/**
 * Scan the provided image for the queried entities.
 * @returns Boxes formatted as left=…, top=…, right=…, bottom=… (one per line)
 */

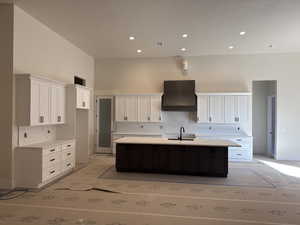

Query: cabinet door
left=209, top=96, right=224, bottom=123
left=76, top=87, right=83, bottom=108
left=236, top=96, right=250, bottom=123
left=126, top=96, right=138, bottom=121
left=39, top=81, right=51, bottom=124
left=51, top=85, right=58, bottom=123
left=150, top=95, right=162, bottom=122
left=82, top=89, right=90, bottom=109
left=57, top=85, right=66, bottom=123
left=30, top=79, right=40, bottom=126
left=138, top=96, right=151, bottom=122
left=197, top=95, right=209, bottom=123
left=224, top=96, right=235, bottom=123
left=115, top=96, right=126, bottom=121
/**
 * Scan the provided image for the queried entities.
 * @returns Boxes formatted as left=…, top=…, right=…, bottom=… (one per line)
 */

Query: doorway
left=252, top=81, right=277, bottom=158
left=96, top=96, right=113, bottom=154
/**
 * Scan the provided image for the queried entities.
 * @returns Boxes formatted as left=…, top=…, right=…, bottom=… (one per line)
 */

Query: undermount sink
left=168, top=138, right=195, bottom=141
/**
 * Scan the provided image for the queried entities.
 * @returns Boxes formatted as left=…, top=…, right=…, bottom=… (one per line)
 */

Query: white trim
left=196, top=92, right=252, bottom=96
left=15, top=74, right=67, bottom=86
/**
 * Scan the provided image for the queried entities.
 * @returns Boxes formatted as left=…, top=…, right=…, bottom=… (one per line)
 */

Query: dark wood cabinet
left=116, top=144, right=228, bottom=177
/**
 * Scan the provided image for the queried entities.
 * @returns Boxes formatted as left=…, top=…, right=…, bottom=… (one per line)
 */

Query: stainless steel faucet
left=179, top=126, right=185, bottom=140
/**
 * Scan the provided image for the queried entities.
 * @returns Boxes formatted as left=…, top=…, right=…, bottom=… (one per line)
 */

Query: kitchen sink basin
left=168, top=138, right=195, bottom=141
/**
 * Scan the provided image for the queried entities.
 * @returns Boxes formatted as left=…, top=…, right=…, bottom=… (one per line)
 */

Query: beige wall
left=1, top=6, right=95, bottom=188
left=0, top=3, right=14, bottom=189
left=95, top=54, right=300, bottom=160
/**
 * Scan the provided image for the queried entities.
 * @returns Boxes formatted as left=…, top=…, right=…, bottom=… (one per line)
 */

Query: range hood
left=161, top=80, right=197, bottom=111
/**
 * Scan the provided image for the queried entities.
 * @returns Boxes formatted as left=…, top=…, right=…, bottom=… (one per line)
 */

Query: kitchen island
left=114, top=137, right=240, bottom=177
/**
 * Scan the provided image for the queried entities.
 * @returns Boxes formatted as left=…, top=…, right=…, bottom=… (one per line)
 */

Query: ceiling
left=15, top=0, right=300, bottom=59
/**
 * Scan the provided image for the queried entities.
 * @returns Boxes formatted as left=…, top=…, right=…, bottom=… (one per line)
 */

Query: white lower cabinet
left=15, top=140, right=75, bottom=188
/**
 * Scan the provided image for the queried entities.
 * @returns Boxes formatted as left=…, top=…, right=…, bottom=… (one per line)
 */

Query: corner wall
left=0, top=3, right=14, bottom=189
left=95, top=54, right=300, bottom=160
left=10, top=5, right=95, bottom=188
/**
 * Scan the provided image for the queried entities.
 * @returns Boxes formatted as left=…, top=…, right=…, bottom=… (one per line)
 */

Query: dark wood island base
left=116, top=143, right=228, bottom=177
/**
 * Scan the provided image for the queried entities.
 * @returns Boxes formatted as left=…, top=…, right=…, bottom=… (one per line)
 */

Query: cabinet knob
left=209, top=116, right=212, bottom=122
left=148, top=116, right=150, bottom=121
left=124, top=116, right=128, bottom=121
left=159, top=116, right=162, bottom=121
left=40, top=116, right=44, bottom=123
left=57, top=116, right=61, bottom=122
left=82, top=101, right=86, bottom=107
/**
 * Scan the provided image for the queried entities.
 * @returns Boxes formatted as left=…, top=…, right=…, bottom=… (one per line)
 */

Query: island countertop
left=114, top=137, right=240, bottom=147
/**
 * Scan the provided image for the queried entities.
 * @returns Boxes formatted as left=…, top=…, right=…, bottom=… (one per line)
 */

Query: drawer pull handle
left=237, top=154, right=242, bottom=156
left=67, top=153, right=71, bottom=156
left=50, top=158, right=55, bottom=162
left=50, top=170, right=55, bottom=174
left=67, top=145, right=71, bottom=147
left=67, top=163, right=71, bottom=167
left=50, top=149, right=55, bottom=152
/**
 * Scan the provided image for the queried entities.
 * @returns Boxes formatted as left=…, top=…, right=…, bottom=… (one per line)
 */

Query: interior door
left=267, top=96, right=276, bottom=158
left=96, top=96, right=113, bottom=153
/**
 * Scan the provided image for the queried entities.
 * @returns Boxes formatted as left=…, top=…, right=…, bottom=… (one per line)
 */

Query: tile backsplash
left=18, top=125, right=56, bottom=146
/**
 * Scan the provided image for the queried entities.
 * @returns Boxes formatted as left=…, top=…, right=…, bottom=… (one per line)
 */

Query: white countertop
left=114, top=137, right=240, bottom=147
left=18, top=139, right=75, bottom=149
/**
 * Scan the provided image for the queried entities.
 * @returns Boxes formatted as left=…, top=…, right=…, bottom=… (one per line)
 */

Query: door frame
left=95, top=95, right=114, bottom=153
left=267, top=95, right=277, bottom=159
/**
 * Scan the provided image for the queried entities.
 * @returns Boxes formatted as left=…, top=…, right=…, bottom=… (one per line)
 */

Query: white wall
left=95, top=54, right=300, bottom=160
left=0, top=3, right=14, bottom=189
left=252, top=81, right=277, bottom=155
left=2, top=5, right=95, bottom=188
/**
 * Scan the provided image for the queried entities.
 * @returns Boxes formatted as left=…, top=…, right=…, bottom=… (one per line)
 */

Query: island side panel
left=116, top=143, right=228, bottom=177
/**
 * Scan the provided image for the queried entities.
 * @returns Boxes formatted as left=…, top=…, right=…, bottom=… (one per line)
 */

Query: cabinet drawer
left=62, top=142, right=75, bottom=150
left=43, top=152, right=61, bottom=168
left=43, top=164, right=60, bottom=181
left=62, top=159, right=74, bottom=172
left=229, top=150, right=250, bottom=159
left=62, top=148, right=75, bottom=160
left=230, top=138, right=251, bottom=147
left=44, top=146, right=60, bottom=155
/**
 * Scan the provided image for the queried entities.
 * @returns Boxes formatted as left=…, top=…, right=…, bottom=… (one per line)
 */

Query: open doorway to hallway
left=252, top=80, right=277, bottom=159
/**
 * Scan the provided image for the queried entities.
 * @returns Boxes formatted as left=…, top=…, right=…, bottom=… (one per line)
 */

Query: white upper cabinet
left=51, top=84, right=66, bottom=124
left=150, top=95, right=162, bottom=122
left=197, top=95, right=209, bottom=123
left=197, top=93, right=251, bottom=124
left=115, top=96, right=126, bottom=121
left=76, top=86, right=90, bottom=109
left=225, top=95, right=250, bottom=123
left=16, top=75, right=65, bottom=126
left=126, top=96, right=138, bottom=121
left=209, top=96, right=225, bottom=123
left=115, top=94, right=162, bottom=122
left=138, top=96, right=151, bottom=122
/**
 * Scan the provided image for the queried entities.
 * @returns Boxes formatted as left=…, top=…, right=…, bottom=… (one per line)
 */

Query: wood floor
left=1, top=155, right=300, bottom=225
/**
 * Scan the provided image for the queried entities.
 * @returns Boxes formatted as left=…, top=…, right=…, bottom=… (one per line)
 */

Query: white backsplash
left=18, top=125, right=56, bottom=146
left=115, top=111, right=250, bottom=137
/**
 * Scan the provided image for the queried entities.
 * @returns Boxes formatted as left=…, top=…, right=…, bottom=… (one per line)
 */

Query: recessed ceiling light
left=181, top=48, right=187, bottom=51
left=228, top=46, right=234, bottom=49
left=239, top=31, right=246, bottom=35
left=129, top=36, right=135, bottom=40
left=137, top=49, right=142, bottom=53
left=182, top=34, right=188, bottom=38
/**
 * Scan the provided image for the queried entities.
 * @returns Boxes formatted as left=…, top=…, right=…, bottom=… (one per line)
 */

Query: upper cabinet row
left=115, top=95, right=162, bottom=122
left=16, top=75, right=66, bottom=126
left=197, top=94, right=251, bottom=124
